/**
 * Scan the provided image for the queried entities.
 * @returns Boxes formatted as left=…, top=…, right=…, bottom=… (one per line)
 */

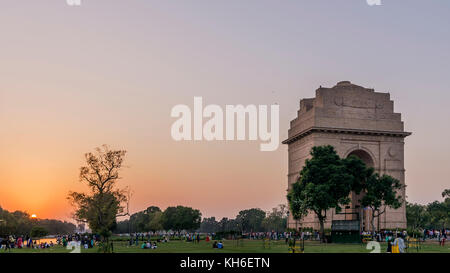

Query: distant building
left=283, top=81, right=411, bottom=231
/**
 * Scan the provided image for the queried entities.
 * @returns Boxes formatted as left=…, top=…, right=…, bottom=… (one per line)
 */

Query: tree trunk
left=370, top=214, right=376, bottom=233
left=319, top=217, right=325, bottom=243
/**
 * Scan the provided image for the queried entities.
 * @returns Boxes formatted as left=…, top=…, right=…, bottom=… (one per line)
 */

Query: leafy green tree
left=145, top=206, right=162, bottom=214
left=37, top=219, right=76, bottom=235
left=442, top=189, right=450, bottom=200
left=262, top=204, right=288, bottom=232
left=360, top=174, right=403, bottom=232
left=68, top=145, right=129, bottom=252
left=147, top=211, right=163, bottom=233
left=287, top=146, right=354, bottom=241
left=130, top=211, right=149, bottom=232
left=427, top=201, right=448, bottom=229
left=200, top=217, right=220, bottom=233
left=126, top=206, right=163, bottom=233
left=405, top=189, right=450, bottom=230
left=343, top=154, right=374, bottom=194
left=113, top=219, right=130, bottom=234
left=161, top=206, right=201, bottom=232
left=236, top=208, right=266, bottom=232
left=218, top=217, right=239, bottom=233
left=0, top=207, right=75, bottom=236
left=30, top=226, right=48, bottom=238
left=423, top=189, right=450, bottom=229
left=406, top=202, right=430, bottom=230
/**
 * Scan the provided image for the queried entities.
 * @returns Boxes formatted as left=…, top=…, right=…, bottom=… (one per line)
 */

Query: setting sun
left=31, top=214, right=37, bottom=219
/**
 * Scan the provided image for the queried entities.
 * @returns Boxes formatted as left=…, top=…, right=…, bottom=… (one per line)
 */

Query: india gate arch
left=283, top=81, right=411, bottom=232
left=344, top=148, right=374, bottom=230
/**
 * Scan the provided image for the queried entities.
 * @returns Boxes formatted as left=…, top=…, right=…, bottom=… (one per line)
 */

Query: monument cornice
left=282, top=126, right=412, bottom=144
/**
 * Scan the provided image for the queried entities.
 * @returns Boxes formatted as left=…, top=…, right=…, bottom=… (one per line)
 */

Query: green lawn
left=2, top=239, right=449, bottom=253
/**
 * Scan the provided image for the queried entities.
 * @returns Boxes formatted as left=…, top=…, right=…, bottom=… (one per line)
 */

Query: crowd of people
left=1, top=227, right=448, bottom=253
left=361, top=228, right=448, bottom=246
left=423, top=228, right=448, bottom=245
left=0, top=235, right=56, bottom=251
left=127, top=232, right=170, bottom=250
left=57, top=234, right=99, bottom=249
left=0, top=233, right=102, bottom=252
left=127, top=232, right=227, bottom=250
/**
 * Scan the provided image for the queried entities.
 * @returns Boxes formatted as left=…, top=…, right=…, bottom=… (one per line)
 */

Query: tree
left=68, top=145, right=129, bottom=252
left=262, top=204, right=288, bottom=232
left=38, top=219, right=76, bottom=235
left=427, top=201, right=448, bottom=229
left=200, top=217, right=220, bottom=233
left=147, top=211, right=163, bottom=233
left=236, top=208, right=266, bottom=232
left=0, top=207, right=76, bottom=236
left=30, top=226, right=48, bottom=239
left=143, top=206, right=163, bottom=233
left=218, top=217, right=239, bottom=233
left=405, top=188, right=450, bottom=230
left=145, top=206, right=162, bottom=215
left=424, top=189, right=450, bottom=229
left=442, top=189, right=450, bottom=200
left=406, top=202, right=430, bottom=230
left=161, top=206, right=201, bottom=232
left=343, top=154, right=374, bottom=195
left=130, top=211, right=150, bottom=232
left=360, top=173, right=403, bottom=232
left=287, top=146, right=354, bottom=241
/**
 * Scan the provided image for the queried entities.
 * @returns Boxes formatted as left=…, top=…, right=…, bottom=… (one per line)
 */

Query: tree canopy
left=360, top=173, right=403, bottom=231
left=287, top=145, right=356, bottom=239
left=236, top=208, right=266, bottom=232
left=0, top=207, right=75, bottom=237
left=68, top=145, right=129, bottom=252
left=287, top=145, right=405, bottom=237
left=161, top=206, right=202, bottom=232
left=406, top=189, right=450, bottom=230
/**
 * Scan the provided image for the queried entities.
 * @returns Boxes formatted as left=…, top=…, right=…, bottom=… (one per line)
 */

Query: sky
left=0, top=0, right=449, bottom=221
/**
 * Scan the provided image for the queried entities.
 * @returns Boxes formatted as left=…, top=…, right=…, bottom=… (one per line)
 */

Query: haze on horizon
left=1, top=0, right=449, bottom=221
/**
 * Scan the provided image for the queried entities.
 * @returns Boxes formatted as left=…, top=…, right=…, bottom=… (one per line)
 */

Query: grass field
left=1, top=239, right=449, bottom=253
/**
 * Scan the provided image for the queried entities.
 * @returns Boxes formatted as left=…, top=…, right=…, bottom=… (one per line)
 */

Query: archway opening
left=345, top=149, right=375, bottom=230
left=347, top=149, right=374, bottom=168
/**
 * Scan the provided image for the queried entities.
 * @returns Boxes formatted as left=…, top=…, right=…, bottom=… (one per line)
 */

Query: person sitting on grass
left=212, top=241, right=218, bottom=248
left=217, top=241, right=223, bottom=249
left=152, top=242, right=158, bottom=249
left=141, top=242, right=147, bottom=249
left=146, top=241, right=151, bottom=249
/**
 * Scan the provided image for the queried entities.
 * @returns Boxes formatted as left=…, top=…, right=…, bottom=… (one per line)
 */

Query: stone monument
left=283, top=81, right=411, bottom=231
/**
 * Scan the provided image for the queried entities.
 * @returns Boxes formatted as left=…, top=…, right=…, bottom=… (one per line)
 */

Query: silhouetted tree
left=161, top=206, right=201, bottom=232
left=236, top=208, right=266, bottom=232
left=68, top=145, right=129, bottom=252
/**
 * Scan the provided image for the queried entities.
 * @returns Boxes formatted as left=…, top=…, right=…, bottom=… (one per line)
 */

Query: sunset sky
left=1, top=0, right=449, bottom=221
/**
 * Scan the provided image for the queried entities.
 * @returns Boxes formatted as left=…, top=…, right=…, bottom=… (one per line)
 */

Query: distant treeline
left=406, top=189, right=450, bottom=230
left=114, top=204, right=288, bottom=234
left=0, top=207, right=76, bottom=236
